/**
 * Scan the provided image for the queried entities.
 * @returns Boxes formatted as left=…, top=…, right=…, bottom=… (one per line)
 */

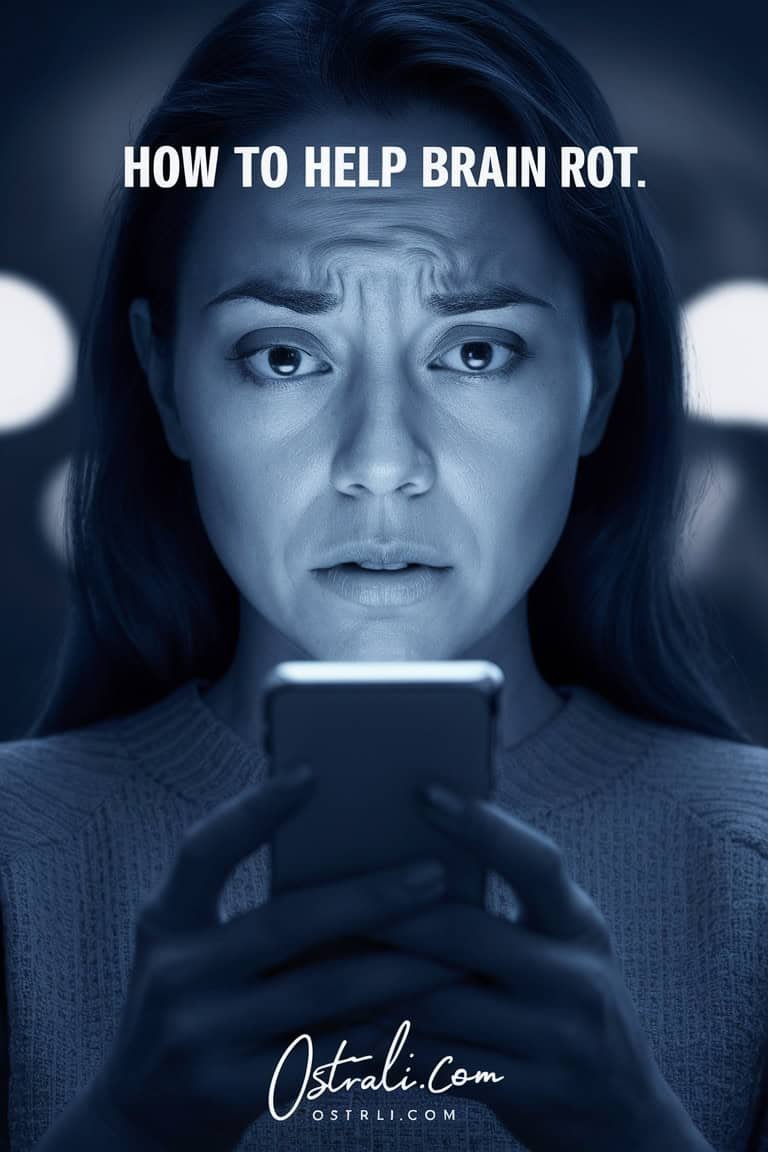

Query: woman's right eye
left=235, top=343, right=332, bottom=383
left=226, top=326, right=334, bottom=384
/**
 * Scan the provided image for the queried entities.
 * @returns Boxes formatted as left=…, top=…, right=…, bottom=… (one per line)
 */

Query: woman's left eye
left=238, top=344, right=331, bottom=381
left=428, top=339, right=524, bottom=375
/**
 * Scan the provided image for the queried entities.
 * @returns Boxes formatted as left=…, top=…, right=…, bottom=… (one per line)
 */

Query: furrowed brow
left=204, top=277, right=341, bottom=314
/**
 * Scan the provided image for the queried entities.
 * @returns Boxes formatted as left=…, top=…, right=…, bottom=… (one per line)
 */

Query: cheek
left=472, top=379, right=589, bottom=574
left=171, top=371, right=295, bottom=580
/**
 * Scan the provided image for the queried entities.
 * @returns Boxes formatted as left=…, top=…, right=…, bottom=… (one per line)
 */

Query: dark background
left=1, top=0, right=767, bottom=741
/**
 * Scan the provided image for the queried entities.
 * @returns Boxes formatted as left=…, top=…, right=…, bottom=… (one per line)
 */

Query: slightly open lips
left=337, top=561, right=432, bottom=572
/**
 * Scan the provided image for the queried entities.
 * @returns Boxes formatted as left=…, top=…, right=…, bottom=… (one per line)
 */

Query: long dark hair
left=35, top=0, right=743, bottom=740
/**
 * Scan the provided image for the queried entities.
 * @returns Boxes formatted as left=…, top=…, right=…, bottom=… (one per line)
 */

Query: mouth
left=311, top=561, right=452, bottom=607
left=324, top=560, right=446, bottom=573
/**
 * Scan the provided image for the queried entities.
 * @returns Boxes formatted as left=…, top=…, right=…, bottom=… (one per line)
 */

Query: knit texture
left=1, top=681, right=768, bottom=1151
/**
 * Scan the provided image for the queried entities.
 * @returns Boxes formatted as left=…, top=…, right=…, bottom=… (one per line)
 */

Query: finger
left=147, top=767, right=314, bottom=933
left=378, top=981, right=578, bottom=1059
left=201, top=859, right=447, bottom=978
left=400, top=1034, right=546, bottom=1119
left=266, top=1021, right=386, bottom=1116
left=420, top=785, right=605, bottom=940
left=365, top=902, right=586, bottom=996
left=200, top=951, right=465, bottom=1042
left=206, top=1021, right=386, bottom=1119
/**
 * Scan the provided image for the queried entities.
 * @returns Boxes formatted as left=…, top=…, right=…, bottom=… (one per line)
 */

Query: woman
left=1, top=1, right=767, bottom=1149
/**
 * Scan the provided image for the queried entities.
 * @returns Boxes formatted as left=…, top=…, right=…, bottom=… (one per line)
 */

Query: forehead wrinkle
left=378, top=221, right=469, bottom=250
left=300, top=236, right=447, bottom=313
left=376, top=225, right=494, bottom=293
left=308, top=236, right=393, bottom=264
left=300, top=256, right=460, bottom=320
left=297, top=250, right=419, bottom=313
left=304, top=232, right=465, bottom=290
left=328, top=194, right=423, bottom=209
left=306, top=220, right=467, bottom=264
left=406, top=249, right=463, bottom=295
left=296, top=231, right=529, bottom=316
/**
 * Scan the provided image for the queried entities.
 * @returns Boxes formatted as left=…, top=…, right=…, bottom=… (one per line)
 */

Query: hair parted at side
left=34, top=0, right=743, bottom=740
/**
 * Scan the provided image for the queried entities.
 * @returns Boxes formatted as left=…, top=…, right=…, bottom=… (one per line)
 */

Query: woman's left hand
left=367, top=785, right=714, bottom=1152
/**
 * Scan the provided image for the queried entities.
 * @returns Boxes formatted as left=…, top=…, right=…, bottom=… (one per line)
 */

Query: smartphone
left=263, top=660, right=503, bottom=907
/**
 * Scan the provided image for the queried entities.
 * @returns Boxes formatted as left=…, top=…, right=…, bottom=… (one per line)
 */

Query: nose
left=330, top=367, right=436, bottom=498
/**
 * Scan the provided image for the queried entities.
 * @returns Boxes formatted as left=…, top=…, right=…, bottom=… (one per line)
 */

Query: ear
left=128, top=298, right=189, bottom=460
left=579, top=300, right=636, bottom=457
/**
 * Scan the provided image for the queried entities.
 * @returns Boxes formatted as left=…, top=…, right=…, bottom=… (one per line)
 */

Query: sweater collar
left=124, top=677, right=653, bottom=814
left=494, top=683, right=654, bottom=817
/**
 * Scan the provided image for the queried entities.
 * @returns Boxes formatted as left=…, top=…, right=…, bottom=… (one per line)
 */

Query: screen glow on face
left=160, top=104, right=599, bottom=662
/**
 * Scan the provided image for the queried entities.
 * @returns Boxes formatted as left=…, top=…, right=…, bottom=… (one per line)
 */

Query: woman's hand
left=85, top=767, right=458, bottom=1152
left=368, top=785, right=715, bottom=1152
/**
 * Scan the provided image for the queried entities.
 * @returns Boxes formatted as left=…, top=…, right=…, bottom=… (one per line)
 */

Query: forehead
left=177, top=104, right=579, bottom=307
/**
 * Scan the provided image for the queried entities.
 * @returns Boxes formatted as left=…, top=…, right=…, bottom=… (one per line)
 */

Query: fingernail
left=421, top=783, right=465, bottom=818
left=402, top=860, right=445, bottom=891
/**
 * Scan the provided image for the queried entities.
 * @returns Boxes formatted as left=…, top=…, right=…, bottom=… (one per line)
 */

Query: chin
left=314, top=621, right=457, bottom=663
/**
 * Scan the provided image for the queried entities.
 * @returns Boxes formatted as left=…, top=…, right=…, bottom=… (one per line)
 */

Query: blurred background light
left=0, top=274, right=76, bottom=434
left=678, top=453, right=742, bottom=579
left=684, top=280, right=768, bottom=426
left=39, top=455, right=73, bottom=567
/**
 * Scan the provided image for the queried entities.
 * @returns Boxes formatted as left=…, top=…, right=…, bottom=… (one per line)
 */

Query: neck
left=204, top=600, right=563, bottom=750
left=459, top=607, right=564, bottom=747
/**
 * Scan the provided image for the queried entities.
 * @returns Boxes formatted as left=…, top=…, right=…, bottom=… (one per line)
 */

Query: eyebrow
left=204, top=278, right=340, bottom=314
left=425, top=285, right=553, bottom=315
left=203, top=277, right=553, bottom=315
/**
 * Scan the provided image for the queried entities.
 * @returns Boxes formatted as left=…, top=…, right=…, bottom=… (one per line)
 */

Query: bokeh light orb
left=0, top=273, right=76, bottom=433
left=684, top=280, right=768, bottom=426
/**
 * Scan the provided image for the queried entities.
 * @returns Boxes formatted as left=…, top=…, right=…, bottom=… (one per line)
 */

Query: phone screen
left=264, top=661, right=502, bottom=907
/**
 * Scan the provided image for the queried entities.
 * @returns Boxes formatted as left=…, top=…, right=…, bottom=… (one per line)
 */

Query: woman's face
left=135, top=105, right=626, bottom=661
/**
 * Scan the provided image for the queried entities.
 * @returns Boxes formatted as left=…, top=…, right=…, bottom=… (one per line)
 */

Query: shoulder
left=631, top=712, right=768, bottom=860
left=0, top=679, right=210, bottom=857
left=0, top=717, right=144, bottom=858
left=0, top=680, right=241, bottom=860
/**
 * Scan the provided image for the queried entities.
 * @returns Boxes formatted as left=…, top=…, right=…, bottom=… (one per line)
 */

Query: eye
left=238, top=343, right=331, bottom=381
left=428, top=332, right=527, bottom=377
left=227, top=327, right=333, bottom=384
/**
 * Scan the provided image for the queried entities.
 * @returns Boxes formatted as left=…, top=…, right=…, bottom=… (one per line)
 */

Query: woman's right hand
left=84, top=766, right=453, bottom=1152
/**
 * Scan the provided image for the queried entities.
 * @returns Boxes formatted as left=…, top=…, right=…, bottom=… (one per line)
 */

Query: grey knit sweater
left=1, top=680, right=768, bottom=1151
